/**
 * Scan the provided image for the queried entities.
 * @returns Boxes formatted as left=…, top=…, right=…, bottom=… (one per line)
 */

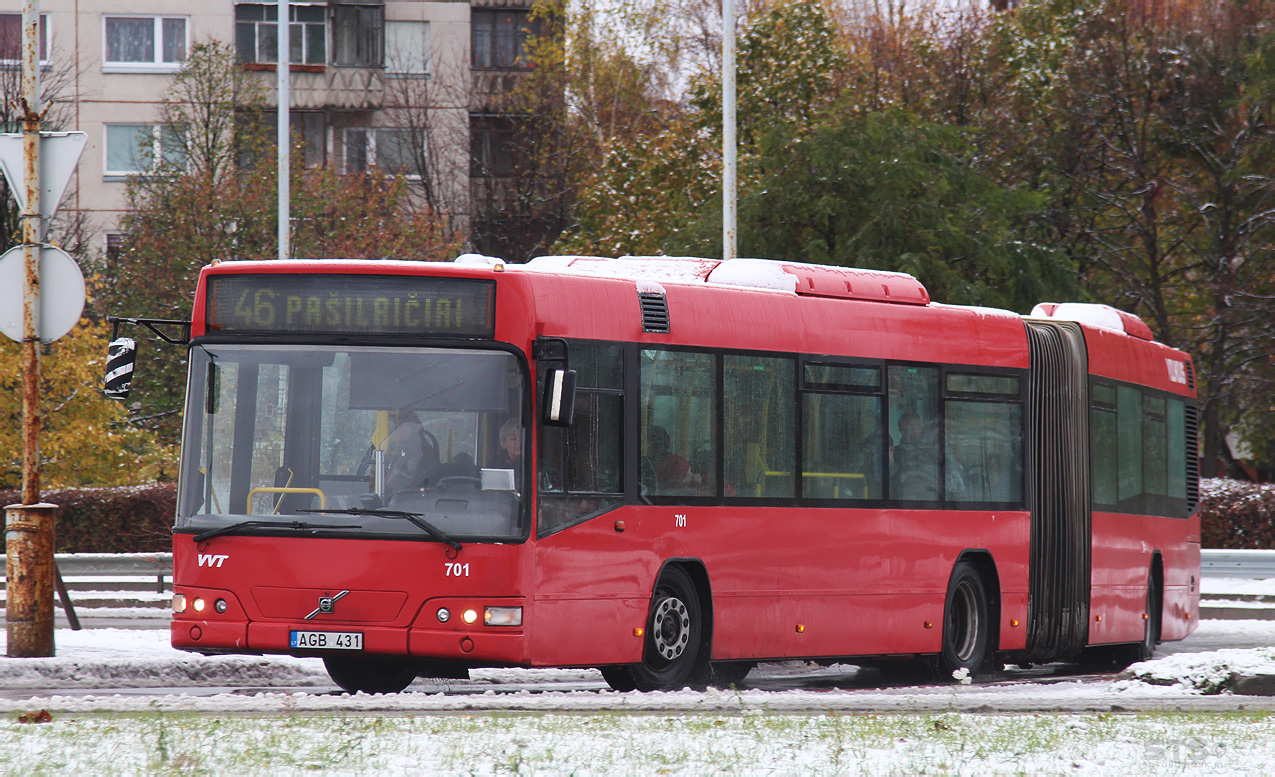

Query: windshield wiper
left=193, top=520, right=358, bottom=543
left=299, top=508, right=463, bottom=552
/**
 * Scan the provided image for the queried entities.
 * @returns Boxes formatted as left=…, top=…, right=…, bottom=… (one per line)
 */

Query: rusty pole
left=6, top=0, right=56, bottom=658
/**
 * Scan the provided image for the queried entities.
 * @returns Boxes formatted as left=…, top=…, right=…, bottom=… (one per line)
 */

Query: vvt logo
left=198, top=554, right=229, bottom=568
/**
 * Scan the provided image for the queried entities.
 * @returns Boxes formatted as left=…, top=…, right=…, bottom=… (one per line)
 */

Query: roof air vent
left=639, top=292, right=670, bottom=333
left=1185, top=359, right=1196, bottom=390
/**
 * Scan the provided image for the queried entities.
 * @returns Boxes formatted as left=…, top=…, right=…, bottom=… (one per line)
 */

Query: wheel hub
left=651, top=595, right=691, bottom=661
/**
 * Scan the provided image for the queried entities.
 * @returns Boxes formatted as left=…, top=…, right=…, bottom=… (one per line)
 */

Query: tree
left=738, top=108, right=1072, bottom=310
left=0, top=319, right=176, bottom=489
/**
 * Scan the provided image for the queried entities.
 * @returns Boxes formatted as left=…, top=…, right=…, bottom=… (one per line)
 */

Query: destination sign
left=206, top=274, right=495, bottom=337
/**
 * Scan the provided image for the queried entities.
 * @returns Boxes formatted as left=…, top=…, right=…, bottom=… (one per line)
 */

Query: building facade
left=0, top=0, right=537, bottom=259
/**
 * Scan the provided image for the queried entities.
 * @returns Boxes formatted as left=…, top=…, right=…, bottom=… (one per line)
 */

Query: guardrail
left=1201, top=549, right=1275, bottom=579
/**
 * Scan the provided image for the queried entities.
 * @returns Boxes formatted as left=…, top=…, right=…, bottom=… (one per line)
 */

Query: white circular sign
left=0, top=245, right=87, bottom=343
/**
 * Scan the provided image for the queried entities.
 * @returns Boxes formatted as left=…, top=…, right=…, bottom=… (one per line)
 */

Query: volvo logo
left=304, top=590, right=350, bottom=620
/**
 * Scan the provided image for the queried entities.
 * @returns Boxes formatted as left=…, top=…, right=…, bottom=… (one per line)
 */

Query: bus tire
left=1099, top=578, right=1162, bottom=670
left=599, top=666, right=638, bottom=692
left=937, top=560, right=991, bottom=681
left=323, top=655, right=416, bottom=695
left=629, top=566, right=706, bottom=691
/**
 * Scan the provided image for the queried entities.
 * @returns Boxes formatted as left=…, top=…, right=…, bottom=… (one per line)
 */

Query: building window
left=104, top=232, right=130, bottom=264
left=470, top=115, right=517, bottom=177
left=471, top=9, right=538, bottom=70
left=332, top=4, right=384, bottom=67
left=0, top=13, right=49, bottom=66
left=385, top=20, right=428, bottom=76
left=104, top=16, right=186, bottom=69
left=344, top=127, right=420, bottom=177
left=104, top=124, right=186, bottom=176
left=235, top=3, right=326, bottom=65
left=291, top=111, right=327, bottom=168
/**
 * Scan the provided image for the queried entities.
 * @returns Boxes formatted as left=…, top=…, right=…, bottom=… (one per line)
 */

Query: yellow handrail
left=247, top=487, right=327, bottom=513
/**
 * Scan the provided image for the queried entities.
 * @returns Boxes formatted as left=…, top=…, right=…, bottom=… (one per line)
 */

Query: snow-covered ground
left=3, top=621, right=1275, bottom=774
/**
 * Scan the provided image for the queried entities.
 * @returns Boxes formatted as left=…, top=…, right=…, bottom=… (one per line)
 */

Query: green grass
left=3, top=709, right=1273, bottom=775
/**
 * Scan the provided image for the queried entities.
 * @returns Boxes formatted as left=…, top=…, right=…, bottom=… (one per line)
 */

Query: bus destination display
left=206, top=275, right=495, bottom=337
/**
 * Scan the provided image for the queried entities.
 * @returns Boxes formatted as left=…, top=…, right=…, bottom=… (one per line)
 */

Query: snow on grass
left=2, top=710, right=1274, bottom=775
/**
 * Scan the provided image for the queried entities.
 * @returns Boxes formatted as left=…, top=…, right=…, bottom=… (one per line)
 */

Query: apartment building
left=0, top=0, right=537, bottom=258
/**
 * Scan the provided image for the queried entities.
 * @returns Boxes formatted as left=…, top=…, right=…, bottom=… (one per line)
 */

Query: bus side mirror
left=541, top=368, right=576, bottom=427
left=104, top=337, right=137, bottom=400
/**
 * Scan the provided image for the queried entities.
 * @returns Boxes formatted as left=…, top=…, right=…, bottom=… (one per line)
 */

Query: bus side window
left=640, top=349, right=716, bottom=497
left=943, top=372, right=1023, bottom=505
left=888, top=366, right=940, bottom=502
left=801, top=363, right=882, bottom=501
left=724, top=355, right=795, bottom=498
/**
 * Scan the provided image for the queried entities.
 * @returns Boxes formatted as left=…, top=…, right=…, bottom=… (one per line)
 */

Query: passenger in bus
left=383, top=410, right=439, bottom=494
left=493, top=418, right=523, bottom=489
left=891, top=411, right=939, bottom=500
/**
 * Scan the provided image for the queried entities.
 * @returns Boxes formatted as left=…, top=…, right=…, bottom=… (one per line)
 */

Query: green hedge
left=1201, top=479, right=1275, bottom=549
left=0, top=483, right=175, bottom=553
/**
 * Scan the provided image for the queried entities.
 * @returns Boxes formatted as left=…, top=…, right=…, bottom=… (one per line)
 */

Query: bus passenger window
left=1117, top=385, right=1143, bottom=510
left=943, top=372, right=1022, bottom=505
left=724, top=356, right=794, bottom=498
left=1091, top=382, right=1119, bottom=509
left=802, top=392, right=882, bottom=500
left=888, top=366, right=940, bottom=502
left=640, top=350, right=716, bottom=497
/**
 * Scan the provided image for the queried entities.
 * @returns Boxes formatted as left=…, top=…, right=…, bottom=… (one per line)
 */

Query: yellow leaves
left=0, top=318, right=176, bottom=489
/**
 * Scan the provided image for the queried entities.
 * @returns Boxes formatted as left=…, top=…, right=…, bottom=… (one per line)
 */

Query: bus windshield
left=177, top=344, right=526, bottom=541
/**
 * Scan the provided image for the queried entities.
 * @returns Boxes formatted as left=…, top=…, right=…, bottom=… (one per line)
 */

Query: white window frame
left=104, top=123, right=186, bottom=178
left=103, top=15, right=188, bottom=72
left=235, top=2, right=327, bottom=66
left=0, top=12, right=51, bottom=68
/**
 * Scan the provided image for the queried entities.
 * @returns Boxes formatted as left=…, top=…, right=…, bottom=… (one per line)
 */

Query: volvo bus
left=114, top=254, right=1200, bottom=692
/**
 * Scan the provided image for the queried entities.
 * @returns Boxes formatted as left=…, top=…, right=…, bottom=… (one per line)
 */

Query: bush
left=0, top=483, right=175, bottom=553
left=1201, top=478, right=1275, bottom=549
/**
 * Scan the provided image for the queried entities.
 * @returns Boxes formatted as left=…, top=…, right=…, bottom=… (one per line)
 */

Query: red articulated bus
left=145, top=254, right=1199, bottom=693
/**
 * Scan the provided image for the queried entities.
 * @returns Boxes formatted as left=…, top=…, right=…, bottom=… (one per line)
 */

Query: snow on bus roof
left=929, top=301, right=1023, bottom=320
left=521, top=255, right=933, bottom=304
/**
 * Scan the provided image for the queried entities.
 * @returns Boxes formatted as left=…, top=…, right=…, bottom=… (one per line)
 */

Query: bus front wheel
left=323, top=655, right=416, bottom=694
left=937, top=560, right=991, bottom=681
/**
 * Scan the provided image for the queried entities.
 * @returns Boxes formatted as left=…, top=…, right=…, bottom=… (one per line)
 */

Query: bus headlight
left=172, top=594, right=187, bottom=614
left=462, top=609, right=479, bottom=624
left=192, top=597, right=206, bottom=613
left=484, top=606, right=522, bottom=627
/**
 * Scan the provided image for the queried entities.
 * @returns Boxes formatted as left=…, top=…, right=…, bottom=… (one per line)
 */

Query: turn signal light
left=171, top=594, right=187, bottom=614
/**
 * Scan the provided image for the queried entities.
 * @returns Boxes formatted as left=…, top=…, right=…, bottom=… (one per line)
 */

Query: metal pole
left=277, top=0, right=290, bottom=260
left=7, top=0, right=56, bottom=659
left=722, top=0, right=737, bottom=261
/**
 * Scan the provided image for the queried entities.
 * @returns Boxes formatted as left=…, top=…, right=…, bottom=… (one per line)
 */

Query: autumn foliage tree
left=0, top=319, right=176, bottom=489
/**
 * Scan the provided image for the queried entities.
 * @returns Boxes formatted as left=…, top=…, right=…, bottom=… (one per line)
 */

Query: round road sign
left=0, top=244, right=87, bottom=344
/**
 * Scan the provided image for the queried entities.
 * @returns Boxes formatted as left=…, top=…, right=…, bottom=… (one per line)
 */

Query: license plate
left=290, top=630, right=363, bottom=651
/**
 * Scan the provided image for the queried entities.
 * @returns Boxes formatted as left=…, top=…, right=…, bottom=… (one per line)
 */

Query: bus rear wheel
left=623, top=566, right=706, bottom=692
left=937, top=561, right=991, bottom=681
left=323, top=655, right=416, bottom=694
